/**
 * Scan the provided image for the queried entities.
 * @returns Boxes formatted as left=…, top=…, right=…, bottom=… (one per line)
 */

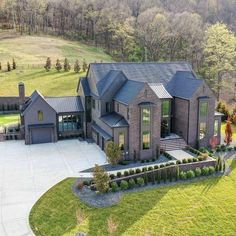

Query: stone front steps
left=160, top=138, right=187, bottom=151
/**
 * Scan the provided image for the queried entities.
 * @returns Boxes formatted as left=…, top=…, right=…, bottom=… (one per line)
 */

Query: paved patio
left=0, top=140, right=107, bottom=236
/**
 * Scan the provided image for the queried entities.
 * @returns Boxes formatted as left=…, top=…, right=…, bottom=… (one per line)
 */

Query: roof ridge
left=90, top=61, right=190, bottom=65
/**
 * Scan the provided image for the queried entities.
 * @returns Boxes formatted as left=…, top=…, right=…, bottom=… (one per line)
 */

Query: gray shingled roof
left=100, top=112, right=129, bottom=128
left=80, top=77, right=90, bottom=96
left=45, top=96, right=84, bottom=113
left=166, top=71, right=203, bottom=100
left=148, top=83, right=172, bottom=99
left=89, top=62, right=192, bottom=85
left=91, top=123, right=112, bottom=140
left=114, top=80, right=144, bottom=105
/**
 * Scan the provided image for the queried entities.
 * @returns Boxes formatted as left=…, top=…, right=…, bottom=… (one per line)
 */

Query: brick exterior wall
left=128, top=84, right=161, bottom=160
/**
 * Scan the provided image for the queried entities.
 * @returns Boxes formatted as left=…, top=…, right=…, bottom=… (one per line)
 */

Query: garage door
left=31, top=128, right=52, bottom=144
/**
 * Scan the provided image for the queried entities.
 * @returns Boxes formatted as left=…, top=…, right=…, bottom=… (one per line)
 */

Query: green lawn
left=30, top=160, right=236, bottom=236
left=0, top=114, right=20, bottom=126
left=0, top=34, right=112, bottom=96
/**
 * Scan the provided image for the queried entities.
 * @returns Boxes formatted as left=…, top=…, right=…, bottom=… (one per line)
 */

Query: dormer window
left=38, top=111, right=43, bottom=121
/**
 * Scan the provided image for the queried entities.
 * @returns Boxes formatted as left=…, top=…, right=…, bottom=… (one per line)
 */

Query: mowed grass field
left=30, top=160, right=236, bottom=236
left=0, top=33, right=112, bottom=96
left=0, top=114, right=20, bottom=125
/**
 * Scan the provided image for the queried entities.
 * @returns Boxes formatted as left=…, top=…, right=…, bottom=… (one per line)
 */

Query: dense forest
left=0, top=0, right=236, bottom=100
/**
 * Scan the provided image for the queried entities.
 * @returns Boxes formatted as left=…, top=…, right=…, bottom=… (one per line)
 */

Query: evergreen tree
left=105, top=141, right=122, bottom=166
left=44, top=57, right=51, bottom=71
left=64, top=58, right=71, bottom=72
left=7, top=61, right=11, bottom=71
left=74, top=60, right=81, bottom=73
left=55, top=59, right=62, bottom=72
left=82, top=59, right=88, bottom=72
left=93, top=164, right=110, bottom=193
left=12, top=58, right=16, bottom=70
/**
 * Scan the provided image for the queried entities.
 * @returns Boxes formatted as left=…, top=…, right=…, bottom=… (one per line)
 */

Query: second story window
left=162, top=100, right=170, bottom=118
left=142, top=107, right=150, bottom=125
left=38, top=111, right=43, bottom=121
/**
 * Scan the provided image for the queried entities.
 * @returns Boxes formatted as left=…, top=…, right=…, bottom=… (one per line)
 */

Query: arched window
left=38, top=111, right=43, bottom=121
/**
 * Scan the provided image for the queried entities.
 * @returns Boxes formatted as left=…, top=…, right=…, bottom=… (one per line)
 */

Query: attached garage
left=29, top=124, right=55, bottom=144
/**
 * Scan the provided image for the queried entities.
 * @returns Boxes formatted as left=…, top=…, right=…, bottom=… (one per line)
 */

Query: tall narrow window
left=118, top=132, right=125, bottom=150
left=214, top=119, right=219, bottom=136
left=38, top=111, right=43, bottom=121
left=142, top=131, right=150, bottom=149
left=162, top=100, right=170, bottom=118
left=199, top=101, right=208, bottom=140
left=142, top=108, right=150, bottom=125
left=117, top=103, right=119, bottom=112
left=92, top=99, right=95, bottom=109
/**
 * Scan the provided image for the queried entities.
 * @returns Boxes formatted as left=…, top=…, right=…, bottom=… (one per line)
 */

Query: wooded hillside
left=1, top=0, right=236, bottom=101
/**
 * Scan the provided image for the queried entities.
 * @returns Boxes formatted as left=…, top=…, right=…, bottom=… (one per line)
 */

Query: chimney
left=18, top=82, right=25, bottom=111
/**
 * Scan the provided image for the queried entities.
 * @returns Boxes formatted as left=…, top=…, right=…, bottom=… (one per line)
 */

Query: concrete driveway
left=0, top=140, right=107, bottom=236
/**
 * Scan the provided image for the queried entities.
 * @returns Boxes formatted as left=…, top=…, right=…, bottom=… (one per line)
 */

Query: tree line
left=0, top=0, right=236, bottom=100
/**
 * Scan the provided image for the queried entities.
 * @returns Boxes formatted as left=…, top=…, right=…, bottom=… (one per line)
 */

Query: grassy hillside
left=0, top=34, right=112, bottom=96
left=30, top=161, right=236, bottom=236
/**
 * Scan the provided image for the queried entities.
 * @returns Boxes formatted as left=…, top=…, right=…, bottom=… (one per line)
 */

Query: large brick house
left=20, top=62, right=222, bottom=159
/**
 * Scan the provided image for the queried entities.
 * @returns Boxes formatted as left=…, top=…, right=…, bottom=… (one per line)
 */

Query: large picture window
left=58, top=115, right=82, bottom=132
left=142, top=131, right=150, bottom=150
left=118, top=132, right=125, bottom=150
left=142, top=108, right=151, bottom=125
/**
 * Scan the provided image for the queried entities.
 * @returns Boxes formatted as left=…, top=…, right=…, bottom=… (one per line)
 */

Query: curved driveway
left=0, top=140, right=106, bottom=236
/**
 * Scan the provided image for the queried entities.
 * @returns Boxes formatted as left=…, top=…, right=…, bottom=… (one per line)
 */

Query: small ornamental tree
left=82, top=59, right=88, bottom=72
left=64, top=58, right=71, bottom=72
left=44, top=57, right=51, bottom=71
left=93, top=164, right=110, bottom=193
left=55, top=59, right=62, bottom=72
left=224, top=118, right=233, bottom=145
left=209, top=136, right=219, bottom=149
left=74, top=59, right=81, bottom=73
left=12, top=58, right=16, bottom=69
left=7, top=61, right=11, bottom=71
left=105, top=141, right=122, bottom=166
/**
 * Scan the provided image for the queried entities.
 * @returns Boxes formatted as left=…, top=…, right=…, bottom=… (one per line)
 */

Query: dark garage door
left=31, top=128, right=52, bottom=144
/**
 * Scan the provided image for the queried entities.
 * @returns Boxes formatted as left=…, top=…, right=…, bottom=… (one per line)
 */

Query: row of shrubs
left=216, top=144, right=236, bottom=152
left=109, top=162, right=176, bottom=180
left=109, top=166, right=217, bottom=192
left=176, top=156, right=205, bottom=165
left=0, top=103, right=19, bottom=111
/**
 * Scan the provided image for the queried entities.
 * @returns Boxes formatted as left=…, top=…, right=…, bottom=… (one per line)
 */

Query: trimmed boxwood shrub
left=195, top=167, right=201, bottom=177
left=142, top=167, right=147, bottom=172
left=129, top=169, right=135, bottom=175
left=128, top=178, right=136, bottom=189
left=117, top=172, right=122, bottom=178
left=176, top=160, right=181, bottom=165
left=111, top=182, right=118, bottom=192
left=124, top=171, right=129, bottom=176
left=136, top=177, right=144, bottom=186
left=169, top=162, right=175, bottom=166
left=193, top=158, right=198, bottom=162
left=154, top=165, right=159, bottom=169
left=152, top=158, right=156, bottom=162
left=109, top=174, right=115, bottom=180
left=165, top=163, right=170, bottom=167
left=148, top=166, right=153, bottom=171
left=146, top=159, right=150, bottom=163
left=202, top=166, right=209, bottom=176
left=198, top=156, right=203, bottom=161
left=227, top=147, right=233, bottom=152
left=141, top=160, right=145, bottom=163
left=209, top=166, right=215, bottom=174
left=182, top=159, right=187, bottom=164
left=186, top=170, right=195, bottom=179
left=135, top=168, right=141, bottom=174
left=160, top=164, right=165, bottom=168
left=180, top=171, right=187, bottom=180
left=83, top=180, right=89, bottom=186
left=234, top=146, right=236, bottom=151
left=120, top=180, right=129, bottom=190
left=187, top=158, right=193, bottom=163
